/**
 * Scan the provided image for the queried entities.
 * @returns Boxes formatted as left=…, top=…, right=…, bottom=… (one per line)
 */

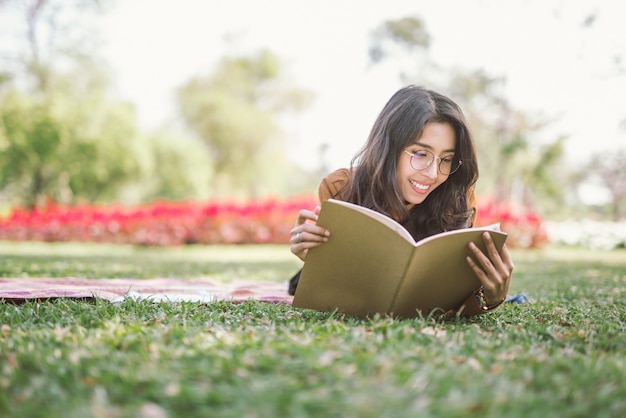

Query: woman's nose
left=423, top=160, right=439, bottom=178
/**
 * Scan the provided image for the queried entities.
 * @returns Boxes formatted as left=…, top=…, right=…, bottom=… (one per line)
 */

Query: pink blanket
left=0, top=277, right=294, bottom=304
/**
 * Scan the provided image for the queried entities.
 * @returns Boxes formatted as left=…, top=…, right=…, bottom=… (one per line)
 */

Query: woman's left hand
left=466, top=231, right=514, bottom=307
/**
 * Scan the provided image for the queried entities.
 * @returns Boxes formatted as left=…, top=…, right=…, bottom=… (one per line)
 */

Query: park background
left=1, top=2, right=626, bottom=417
left=0, top=0, right=625, bottom=249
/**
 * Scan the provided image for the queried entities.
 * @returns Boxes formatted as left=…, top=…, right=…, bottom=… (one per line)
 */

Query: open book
left=292, top=199, right=507, bottom=318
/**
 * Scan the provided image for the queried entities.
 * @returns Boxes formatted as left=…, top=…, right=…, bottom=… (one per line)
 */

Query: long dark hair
left=345, top=85, right=479, bottom=240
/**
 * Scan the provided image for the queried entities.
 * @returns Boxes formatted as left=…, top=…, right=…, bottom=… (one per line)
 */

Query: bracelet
left=475, top=287, right=505, bottom=311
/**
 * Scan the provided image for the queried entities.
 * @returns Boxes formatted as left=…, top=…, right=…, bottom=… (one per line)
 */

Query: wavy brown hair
left=344, top=85, right=479, bottom=240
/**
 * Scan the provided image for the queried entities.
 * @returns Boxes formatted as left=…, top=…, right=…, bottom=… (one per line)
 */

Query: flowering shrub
left=0, top=196, right=546, bottom=248
left=0, top=197, right=318, bottom=246
left=474, top=198, right=548, bottom=249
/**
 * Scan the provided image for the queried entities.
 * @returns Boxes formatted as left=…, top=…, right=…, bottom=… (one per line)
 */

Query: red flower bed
left=0, top=197, right=318, bottom=246
left=475, top=198, right=548, bottom=248
left=0, top=196, right=546, bottom=248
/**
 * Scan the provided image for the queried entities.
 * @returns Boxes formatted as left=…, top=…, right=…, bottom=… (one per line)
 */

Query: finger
left=298, top=248, right=308, bottom=261
left=467, top=241, right=506, bottom=296
left=291, top=205, right=327, bottom=262
left=290, top=218, right=330, bottom=239
left=294, top=207, right=321, bottom=227
left=290, top=243, right=309, bottom=261
left=466, top=253, right=509, bottom=304
left=465, top=253, right=486, bottom=281
left=290, top=226, right=329, bottom=243
left=479, top=232, right=514, bottom=280
left=468, top=235, right=513, bottom=300
left=499, top=243, right=515, bottom=273
left=291, top=240, right=324, bottom=261
left=290, top=231, right=302, bottom=244
left=468, top=240, right=498, bottom=280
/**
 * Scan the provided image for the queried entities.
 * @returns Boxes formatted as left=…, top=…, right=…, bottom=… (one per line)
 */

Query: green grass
left=1, top=241, right=625, bottom=418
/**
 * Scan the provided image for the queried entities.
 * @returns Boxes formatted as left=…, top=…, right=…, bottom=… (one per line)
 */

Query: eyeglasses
left=403, top=149, right=462, bottom=175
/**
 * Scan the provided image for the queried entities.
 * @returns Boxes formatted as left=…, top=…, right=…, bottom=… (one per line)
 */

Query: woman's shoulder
left=318, top=168, right=353, bottom=201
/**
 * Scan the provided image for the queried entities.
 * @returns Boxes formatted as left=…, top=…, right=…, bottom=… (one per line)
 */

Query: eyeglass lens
left=409, top=150, right=461, bottom=175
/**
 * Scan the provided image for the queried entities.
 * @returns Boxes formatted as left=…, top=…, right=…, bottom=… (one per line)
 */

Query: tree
left=368, top=16, right=433, bottom=83
left=446, top=71, right=569, bottom=213
left=0, top=67, right=141, bottom=208
left=130, top=130, right=213, bottom=203
left=586, top=150, right=626, bottom=221
left=369, top=16, right=430, bottom=63
left=0, top=0, right=171, bottom=208
left=177, top=49, right=312, bottom=198
left=0, top=0, right=109, bottom=92
left=368, top=17, right=570, bottom=216
left=0, top=0, right=142, bottom=209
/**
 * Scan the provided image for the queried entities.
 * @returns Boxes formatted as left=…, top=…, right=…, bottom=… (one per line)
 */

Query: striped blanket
left=0, top=277, right=294, bottom=304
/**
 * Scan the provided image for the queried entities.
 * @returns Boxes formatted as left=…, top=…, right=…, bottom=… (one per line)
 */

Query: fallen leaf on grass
left=420, top=326, right=446, bottom=338
left=450, top=356, right=481, bottom=370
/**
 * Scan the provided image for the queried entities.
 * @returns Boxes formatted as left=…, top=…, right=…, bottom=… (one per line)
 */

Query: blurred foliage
left=446, top=70, right=570, bottom=213
left=177, top=49, right=313, bottom=199
left=586, top=150, right=626, bottom=221
left=0, top=0, right=112, bottom=92
left=368, top=17, right=573, bottom=219
left=0, top=0, right=140, bottom=208
left=0, top=0, right=315, bottom=207
left=130, top=130, right=213, bottom=203
left=2, top=2, right=616, bottom=214
left=369, top=16, right=430, bottom=64
left=0, top=72, right=218, bottom=207
left=0, top=67, right=139, bottom=208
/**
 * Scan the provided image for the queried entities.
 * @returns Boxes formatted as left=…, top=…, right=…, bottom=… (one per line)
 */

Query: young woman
left=288, top=85, right=514, bottom=317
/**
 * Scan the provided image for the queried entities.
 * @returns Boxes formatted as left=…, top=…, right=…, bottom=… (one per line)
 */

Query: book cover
left=292, top=199, right=508, bottom=318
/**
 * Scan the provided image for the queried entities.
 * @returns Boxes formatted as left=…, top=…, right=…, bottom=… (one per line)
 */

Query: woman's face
left=396, top=122, right=457, bottom=208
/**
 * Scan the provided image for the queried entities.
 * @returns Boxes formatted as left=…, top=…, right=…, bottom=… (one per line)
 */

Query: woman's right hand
left=290, top=205, right=330, bottom=262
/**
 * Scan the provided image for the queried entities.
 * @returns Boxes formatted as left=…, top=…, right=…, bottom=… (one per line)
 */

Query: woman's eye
left=413, top=150, right=430, bottom=158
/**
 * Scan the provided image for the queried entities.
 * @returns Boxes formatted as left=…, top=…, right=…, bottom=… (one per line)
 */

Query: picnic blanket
left=0, top=277, right=294, bottom=304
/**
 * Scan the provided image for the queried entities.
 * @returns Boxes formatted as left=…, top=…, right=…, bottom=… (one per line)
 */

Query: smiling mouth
left=409, top=179, right=430, bottom=191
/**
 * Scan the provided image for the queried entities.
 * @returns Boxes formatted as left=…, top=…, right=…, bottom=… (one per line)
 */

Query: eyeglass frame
left=403, top=149, right=463, bottom=175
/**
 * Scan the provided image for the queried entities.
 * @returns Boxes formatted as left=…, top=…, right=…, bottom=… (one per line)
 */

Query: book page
left=415, top=223, right=502, bottom=246
left=325, top=199, right=416, bottom=243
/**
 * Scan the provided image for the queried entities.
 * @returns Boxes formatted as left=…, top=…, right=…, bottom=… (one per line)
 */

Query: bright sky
left=98, top=0, right=626, bottom=173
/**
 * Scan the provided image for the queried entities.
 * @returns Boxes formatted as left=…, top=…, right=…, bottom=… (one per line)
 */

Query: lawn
left=1, top=241, right=625, bottom=418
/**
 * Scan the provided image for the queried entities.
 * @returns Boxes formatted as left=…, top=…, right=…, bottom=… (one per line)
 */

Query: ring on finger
left=295, top=232, right=302, bottom=243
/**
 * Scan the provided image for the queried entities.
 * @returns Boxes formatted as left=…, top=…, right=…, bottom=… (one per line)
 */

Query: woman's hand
left=466, top=231, right=514, bottom=308
left=290, top=206, right=330, bottom=262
